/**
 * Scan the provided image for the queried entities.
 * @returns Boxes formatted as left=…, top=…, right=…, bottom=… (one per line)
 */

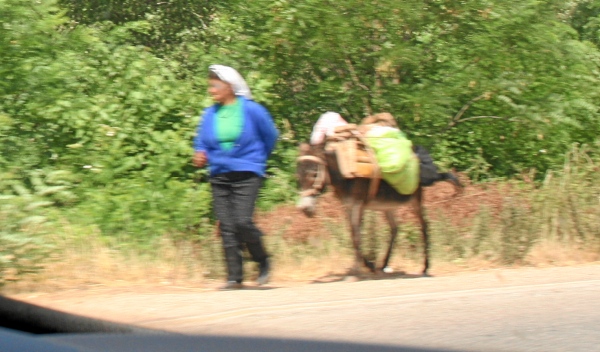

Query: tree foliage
left=205, top=0, right=600, bottom=176
left=57, top=0, right=221, bottom=50
left=1, top=0, right=211, bottom=241
left=1, top=0, right=600, bottom=250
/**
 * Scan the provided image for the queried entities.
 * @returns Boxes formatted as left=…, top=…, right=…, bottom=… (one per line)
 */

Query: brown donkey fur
left=296, top=143, right=461, bottom=276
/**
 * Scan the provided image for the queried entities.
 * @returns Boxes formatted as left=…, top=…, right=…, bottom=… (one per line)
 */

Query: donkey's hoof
left=422, top=271, right=431, bottom=278
left=382, top=266, right=394, bottom=274
left=344, top=275, right=360, bottom=283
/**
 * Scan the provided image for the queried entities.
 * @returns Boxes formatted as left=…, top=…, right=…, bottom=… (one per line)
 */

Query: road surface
left=10, top=264, right=600, bottom=352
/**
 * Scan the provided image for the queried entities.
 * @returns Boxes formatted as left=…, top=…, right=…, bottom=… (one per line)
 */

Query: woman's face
left=208, top=78, right=236, bottom=104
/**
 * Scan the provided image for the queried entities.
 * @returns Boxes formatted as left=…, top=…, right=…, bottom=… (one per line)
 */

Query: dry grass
left=5, top=235, right=207, bottom=294
left=4, top=146, right=600, bottom=293
left=526, top=240, right=600, bottom=267
left=6, top=231, right=599, bottom=295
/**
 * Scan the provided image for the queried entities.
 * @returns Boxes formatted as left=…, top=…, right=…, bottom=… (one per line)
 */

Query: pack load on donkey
left=300, top=112, right=462, bottom=275
left=311, top=112, right=420, bottom=196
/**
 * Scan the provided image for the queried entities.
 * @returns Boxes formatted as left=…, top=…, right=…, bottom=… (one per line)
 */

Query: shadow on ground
left=310, top=270, right=428, bottom=284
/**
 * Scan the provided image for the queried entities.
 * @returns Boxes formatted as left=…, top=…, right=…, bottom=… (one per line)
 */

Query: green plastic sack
left=365, top=126, right=420, bottom=195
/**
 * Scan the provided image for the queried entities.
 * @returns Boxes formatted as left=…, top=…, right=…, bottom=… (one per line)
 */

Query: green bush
left=0, top=195, right=54, bottom=286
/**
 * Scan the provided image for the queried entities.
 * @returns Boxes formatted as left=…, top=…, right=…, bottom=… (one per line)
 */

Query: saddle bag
left=322, top=113, right=420, bottom=195
left=324, top=124, right=379, bottom=179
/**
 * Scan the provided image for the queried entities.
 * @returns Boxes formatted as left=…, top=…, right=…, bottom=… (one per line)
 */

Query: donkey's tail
left=420, top=171, right=462, bottom=186
left=433, top=171, right=463, bottom=190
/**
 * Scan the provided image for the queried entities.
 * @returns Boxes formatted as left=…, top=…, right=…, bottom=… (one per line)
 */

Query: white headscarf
left=209, top=64, right=253, bottom=100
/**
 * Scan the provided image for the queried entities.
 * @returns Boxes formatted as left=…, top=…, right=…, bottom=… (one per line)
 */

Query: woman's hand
left=193, top=151, right=207, bottom=168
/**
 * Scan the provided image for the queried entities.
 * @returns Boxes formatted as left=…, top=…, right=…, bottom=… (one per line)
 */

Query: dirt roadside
left=5, top=177, right=600, bottom=351
left=9, top=263, right=600, bottom=332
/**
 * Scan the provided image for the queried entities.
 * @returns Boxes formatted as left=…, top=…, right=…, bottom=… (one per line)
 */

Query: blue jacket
left=194, top=97, right=279, bottom=177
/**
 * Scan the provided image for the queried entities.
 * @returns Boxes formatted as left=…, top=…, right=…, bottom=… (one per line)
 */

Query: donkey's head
left=296, top=143, right=328, bottom=217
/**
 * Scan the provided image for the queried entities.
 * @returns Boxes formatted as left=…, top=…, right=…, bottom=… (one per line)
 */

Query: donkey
left=296, top=142, right=462, bottom=276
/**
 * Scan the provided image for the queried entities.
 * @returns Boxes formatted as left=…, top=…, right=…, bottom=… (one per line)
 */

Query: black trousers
left=210, top=171, right=267, bottom=263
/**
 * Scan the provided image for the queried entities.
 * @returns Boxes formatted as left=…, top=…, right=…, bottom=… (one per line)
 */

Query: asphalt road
left=11, top=264, right=600, bottom=352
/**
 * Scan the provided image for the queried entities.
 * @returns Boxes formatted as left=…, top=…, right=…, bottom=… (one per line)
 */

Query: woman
left=193, top=65, right=279, bottom=289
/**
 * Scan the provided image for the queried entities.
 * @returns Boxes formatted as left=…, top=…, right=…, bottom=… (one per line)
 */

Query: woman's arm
left=193, top=109, right=210, bottom=167
left=253, top=104, right=279, bottom=156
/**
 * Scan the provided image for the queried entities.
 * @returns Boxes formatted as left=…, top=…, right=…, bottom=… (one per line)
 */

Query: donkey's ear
left=299, top=142, right=311, bottom=155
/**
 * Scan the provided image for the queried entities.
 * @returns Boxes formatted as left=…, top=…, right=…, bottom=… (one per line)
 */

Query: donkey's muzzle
left=297, top=196, right=317, bottom=217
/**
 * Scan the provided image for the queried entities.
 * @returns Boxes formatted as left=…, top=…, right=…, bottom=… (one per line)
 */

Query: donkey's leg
left=347, top=203, right=375, bottom=274
left=413, top=187, right=430, bottom=276
left=345, top=205, right=361, bottom=275
left=381, top=210, right=398, bottom=272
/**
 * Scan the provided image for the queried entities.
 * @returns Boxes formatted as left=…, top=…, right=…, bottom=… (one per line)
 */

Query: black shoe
left=220, top=281, right=243, bottom=290
left=257, top=258, right=270, bottom=286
